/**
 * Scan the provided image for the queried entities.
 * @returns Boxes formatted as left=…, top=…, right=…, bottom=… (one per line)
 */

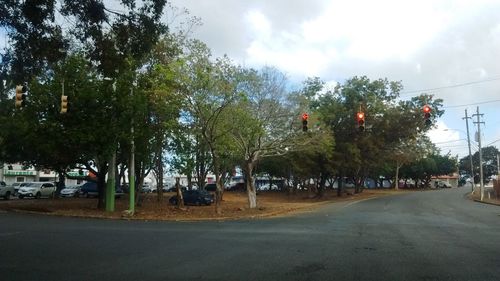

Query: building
left=0, top=163, right=83, bottom=186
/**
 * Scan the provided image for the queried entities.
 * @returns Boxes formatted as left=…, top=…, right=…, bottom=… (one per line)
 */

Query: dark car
left=79, top=182, right=124, bottom=198
left=204, top=183, right=217, bottom=192
left=169, top=190, right=214, bottom=206
left=166, top=186, right=187, bottom=192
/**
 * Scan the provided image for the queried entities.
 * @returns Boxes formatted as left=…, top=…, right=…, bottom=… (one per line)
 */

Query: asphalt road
left=1, top=188, right=499, bottom=281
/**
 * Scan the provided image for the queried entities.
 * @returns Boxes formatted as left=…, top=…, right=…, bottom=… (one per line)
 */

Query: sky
left=169, top=0, right=500, bottom=159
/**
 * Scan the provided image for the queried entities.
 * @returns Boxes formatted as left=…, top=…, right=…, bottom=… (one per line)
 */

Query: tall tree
left=230, top=67, right=319, bottom=208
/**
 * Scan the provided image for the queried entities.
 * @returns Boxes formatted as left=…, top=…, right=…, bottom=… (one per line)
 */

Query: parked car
left=166, top=186, right=187, bottom=192
left=204, top=183, right=217, bottom=192
left=142, top=184, right=154, bottom=193
left=169, top=190, right=214, bottom=206
left=0, top=181, right=15, bottom=200
left=59, top=185, right=82, bottom=198
left=227, top=182, right=245, bottom=191
left=259, top=183, right=279, bottom=191
left=79, top=182, right=124, bottom=198
left=11, top=182, right=30, bottom=196
left=18, top=182, right=56, bottom=199
left=436, top=181, right=452, bottom=188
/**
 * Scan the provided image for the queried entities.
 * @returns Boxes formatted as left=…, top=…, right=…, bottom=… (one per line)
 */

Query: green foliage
left=459, top=146, right=499, bottom=179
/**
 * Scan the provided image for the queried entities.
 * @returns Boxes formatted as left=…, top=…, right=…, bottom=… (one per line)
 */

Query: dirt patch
left=0, top=189, right=405, bottom=221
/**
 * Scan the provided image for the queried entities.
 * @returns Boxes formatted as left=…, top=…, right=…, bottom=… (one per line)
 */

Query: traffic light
left=15, top=85, right=27, bottom=108
left=302, top=113, right=309, bottom=132
left=423, top=105, right=431, bottom=127
left=60, top=95, right=68, bottom=113
left=356, top=112, right=365, bottom=132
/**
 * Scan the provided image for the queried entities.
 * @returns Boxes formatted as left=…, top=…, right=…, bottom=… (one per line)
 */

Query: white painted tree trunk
left=245, top=161, right=257, bottom=209
left=395, top=160, right=400, bottom=191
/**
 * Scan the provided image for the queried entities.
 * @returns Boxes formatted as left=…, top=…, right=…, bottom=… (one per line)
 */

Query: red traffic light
left=356, top=112, right=365, bottom=120
left=356, top=112, right=365, bottom=132
left=302, top=113, right=309, bottom=132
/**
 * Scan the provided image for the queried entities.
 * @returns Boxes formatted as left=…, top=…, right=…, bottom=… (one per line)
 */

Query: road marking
left=343, top=196, right=380, bottom=208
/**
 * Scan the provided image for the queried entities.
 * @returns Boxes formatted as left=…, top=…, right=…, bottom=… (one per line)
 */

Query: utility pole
left=473, top=107, right=485, bottom=201
left=463, top=109, right=474, bottom=193
left=497, top=154, right=499, bottom=175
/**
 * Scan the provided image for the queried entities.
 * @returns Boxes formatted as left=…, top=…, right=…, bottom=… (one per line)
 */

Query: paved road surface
left=1, top=188, right=499, bottom=281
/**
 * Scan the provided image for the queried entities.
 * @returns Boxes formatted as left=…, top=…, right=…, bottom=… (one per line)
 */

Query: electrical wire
left=443, top=99, right=500, bottom=109
left=400, top=76, right=500, bottom=96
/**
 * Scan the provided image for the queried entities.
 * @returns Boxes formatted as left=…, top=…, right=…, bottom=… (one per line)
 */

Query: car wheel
left=4, top=191, right=11, bottom=200
left=195, top=200, right=202, bottom=206
left=18, top=195, right=24, bottom=199
left=35, top=192, right=41, bottom=199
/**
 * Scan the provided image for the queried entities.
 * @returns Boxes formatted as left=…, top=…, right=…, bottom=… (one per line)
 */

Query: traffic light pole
left=463, top=109, right=474, bottom=193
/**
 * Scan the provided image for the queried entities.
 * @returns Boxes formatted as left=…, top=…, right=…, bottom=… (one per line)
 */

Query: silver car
left=18, top=182, right=56, bottom=199
left=60, top=185, right=82, bottom=198
left=0, top=181, right=15, bottom=200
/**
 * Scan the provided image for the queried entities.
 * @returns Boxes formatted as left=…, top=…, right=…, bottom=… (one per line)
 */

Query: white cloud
left=427, top=120, right=470, bottom=157
left=155, top=0, right=500, bottom=153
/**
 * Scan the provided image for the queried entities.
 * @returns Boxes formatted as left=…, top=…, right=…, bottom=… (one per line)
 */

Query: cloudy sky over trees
left=170, top=0, right=500, bottom=157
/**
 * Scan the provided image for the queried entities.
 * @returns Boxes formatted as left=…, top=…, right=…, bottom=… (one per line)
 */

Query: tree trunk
left=105, top=151, right=116, bottom=212
left=175, top=177, right=184, bottom=208
left=187, top=174, right=193, bottom=190
left=244, top=161, right=257, bottom=209
left=55, top=171, right=66, bottom=197
left=337, top=174, right=343, bottom=197
left=214, top=173, right=223, bottom=214
left=156, top=149, right=164, bottom=202
left=394, top=161, right=400, bottom=190
left=97, top=161, right=108, bottom=210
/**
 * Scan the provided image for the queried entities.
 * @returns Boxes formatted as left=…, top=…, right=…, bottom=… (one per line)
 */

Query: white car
left=60, top=185, right=82, bottom=198
left=18, top=182, right=56, bottom=199
left=0, top=181, right=15, bottom=200
left=142, top=184, right=155, bottom=193
left=259, top=183, right=279, bottom=190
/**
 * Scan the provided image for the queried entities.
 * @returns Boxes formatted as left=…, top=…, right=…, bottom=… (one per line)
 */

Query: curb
left=472, top=199, right=500, bottom=207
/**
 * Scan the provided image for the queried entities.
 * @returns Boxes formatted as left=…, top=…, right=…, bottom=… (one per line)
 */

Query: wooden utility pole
left=472, top=107, right=485, bottom=201
left=463, top=109, right=474, bottom=193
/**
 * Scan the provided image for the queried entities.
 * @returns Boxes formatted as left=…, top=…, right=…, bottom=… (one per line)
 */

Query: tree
left=176, top=40, right=240, bottom=214
left=459, top=146, right=499, bottom=183
left=229, top=67, right=321, bottom=208
left=1, top=0, right=171, bottom=210
left=405, top=153, right=457, bottom=187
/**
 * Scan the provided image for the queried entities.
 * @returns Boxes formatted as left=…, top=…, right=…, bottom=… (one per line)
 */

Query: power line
left=443, top=99, right=500, bottom=109
left=485, top=138, right=500, bottom=146
left=400, top=76, right=500, bottom=96
left=434, top=139, right=467, bottom=145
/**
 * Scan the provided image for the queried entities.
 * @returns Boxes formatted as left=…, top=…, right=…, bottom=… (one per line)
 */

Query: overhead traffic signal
left=423, top=105, right=431, bottom=127
left=15, top=85, right=27, bottom=108
left=356, top=112, right=365, bottom=132
left=60, top=95, right=68, bottom=114
left=302, top=113, right=309, bottom=132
